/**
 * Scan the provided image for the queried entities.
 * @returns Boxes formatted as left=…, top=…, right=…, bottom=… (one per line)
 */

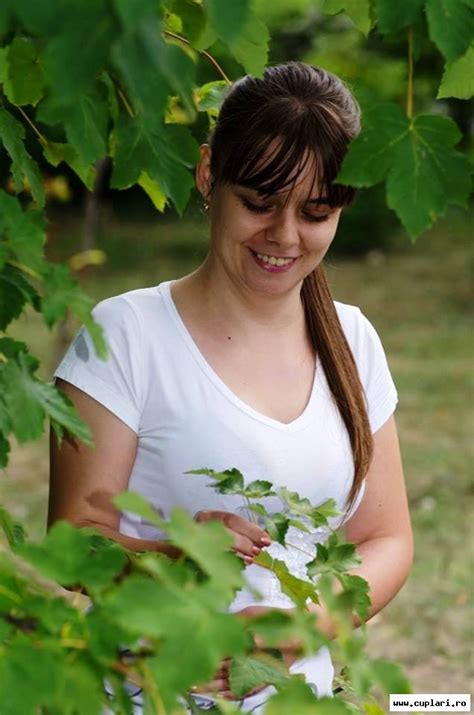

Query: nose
left=265, top=208, right=300, bottom=251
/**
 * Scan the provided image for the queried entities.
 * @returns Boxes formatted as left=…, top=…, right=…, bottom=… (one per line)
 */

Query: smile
left=249, top=249, right=298, bottom=272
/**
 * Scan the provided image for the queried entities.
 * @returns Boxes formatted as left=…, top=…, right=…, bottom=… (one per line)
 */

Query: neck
left=183, top=256, right=307, bottom=338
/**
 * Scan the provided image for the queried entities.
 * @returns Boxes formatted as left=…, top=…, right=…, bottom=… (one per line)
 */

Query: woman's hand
left=194, top=510, right=271, bottom=565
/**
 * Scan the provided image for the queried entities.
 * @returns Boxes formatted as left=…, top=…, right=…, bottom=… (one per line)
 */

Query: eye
left=303, top=213, right=331, bottom=223
left=239, top=197, right=271, bottom=214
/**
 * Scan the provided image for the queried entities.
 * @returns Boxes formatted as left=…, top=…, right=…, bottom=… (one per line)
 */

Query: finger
left=229, top=531, right=262, bottom=558
left=222, top=512, right=272, bottom=546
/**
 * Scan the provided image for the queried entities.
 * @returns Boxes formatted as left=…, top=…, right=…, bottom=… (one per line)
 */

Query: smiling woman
left=49, top=62, right=413, bottom=713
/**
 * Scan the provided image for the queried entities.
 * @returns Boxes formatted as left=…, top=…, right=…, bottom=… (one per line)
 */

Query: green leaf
left=246, top=609, right=328, bottom=654
left=306, top=533, right=361, bottom=578
left=337, top=103, right=409, bottom=187
left=385, top=113, right=472, bottom=238
left=338, top=573, right=371, bottom=620
left=264, top=513, right=290, bottom=545
left=0, top=108, right=45, bottom=206
left=203, top=0, right=251, bottom=44
left=437, top=43, right=474, bottom=99
left=164, top=508, right=244, bottom=592
left=337, top=105, right=472, bottom=238
left=18, top=521, right=126, bottom=590
left=173, top=0, right=207, bottom=45
left=322, top=0, right=372, bottom=35
left=4, top=36, right=45, bottom=106
left=243, top=479, right=276, bottom=498
left=0, top=47, right=8, bottom=83
left=43, top=1, right=116, bottom=101
left=111, top=114, right=198, bottom=214
left=113, top=491, right=165, bottom=530
left=195, top=80, right=229, bottom=121
left=375, top=0, right=425, bottom=34
left=370, top=659, right=411, bottom=696
left=40, top=263, right=107, bottom=358
left=0, top=506, right=26, bottom=547
left=41, top=139, right=96, bottom=190
left=0, top=190, right=46, bottom=273
left=36, top=83, right=109, bottom=166
left=1, top=351, right=93, bottom=445
left=0, top=264, right=38, bottom=330
left=229, top=653, right=288, bottom=697
left=265, top=679, right=353, bottom=713
left=277, top=489, right=341, bottom=528
left=138, top=171, right=167, bottom=212
left=255, top=551, right=318, bottom=608
left=148, top=37, right=197, bottom=117
left=228, top=9, right=270, bottom=76
left=425, top=0, right=474, bottom=62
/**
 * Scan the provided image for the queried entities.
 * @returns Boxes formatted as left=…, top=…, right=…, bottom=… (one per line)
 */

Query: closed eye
left=240, top=196, right=331, bottom=223
left=239, top=197, right=271, bottom=214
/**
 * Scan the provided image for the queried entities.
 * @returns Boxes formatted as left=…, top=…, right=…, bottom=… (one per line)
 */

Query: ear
left=195, top=144, right=213, bottom=200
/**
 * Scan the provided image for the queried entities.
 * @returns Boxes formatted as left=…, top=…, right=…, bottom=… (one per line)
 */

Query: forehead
left=237, top=135, right=324, bottom=201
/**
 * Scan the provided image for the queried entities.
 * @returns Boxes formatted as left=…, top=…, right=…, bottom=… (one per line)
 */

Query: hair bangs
left=211, top=99, right=356, bottom=207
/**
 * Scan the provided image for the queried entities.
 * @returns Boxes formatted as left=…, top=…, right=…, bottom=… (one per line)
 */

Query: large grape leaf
left=425, top=0, right=474, bottom=62
left=173, top=0, right=207, bottom=46
left=3, top=36, right=45, bottom=106
left=228, top=9, right=270, bottom=76
left=0, top=190, right=46, bottom=273
left=375, top=0, right=425, bottom=34
left=245, top=608, right=327, bottom=654
left=0, top=109, right=45, bottom=207
left=229, top=653, right=289, bottom=697
left=337, top=104, right=472, bottom=238
left=437, top=43, right=474, bottom=98
left=111, top=114, right=198, bottom=213
left=322, top=0, right=372, bottom=35
left=203, top=0, right=251, bottom=44
left=0, top=351, right=93, bottom=445
left=43, top=0, right=117, bottom=101
left=36, top=83, right=109, bottom=166
left=110, top=30, right=170, bottom=124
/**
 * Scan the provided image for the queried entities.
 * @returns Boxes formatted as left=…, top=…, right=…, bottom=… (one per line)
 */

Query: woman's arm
left=49, top=378, right=181, bottom=558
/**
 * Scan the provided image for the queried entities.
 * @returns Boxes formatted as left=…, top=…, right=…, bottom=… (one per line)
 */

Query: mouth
left=249, top=249, right=299, bottom=272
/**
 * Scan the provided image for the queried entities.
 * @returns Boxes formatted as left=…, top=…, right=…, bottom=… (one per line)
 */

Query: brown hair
left=208, top=62, right=373, bottom=516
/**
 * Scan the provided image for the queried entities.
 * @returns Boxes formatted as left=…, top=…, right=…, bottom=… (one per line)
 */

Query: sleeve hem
left=369, top=389, right=399, bottom=434
left=54, top=362, right=140, bottom=434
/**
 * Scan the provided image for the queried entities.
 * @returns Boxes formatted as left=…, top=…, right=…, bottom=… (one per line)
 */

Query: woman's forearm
left=75, top=519, right=182, bottom=559
left=308, top=533, right=414, bottom=639
left=239, top=534, right=414, bottom=646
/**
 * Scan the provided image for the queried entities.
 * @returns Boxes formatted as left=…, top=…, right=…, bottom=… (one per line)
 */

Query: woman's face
left=196, top=145, right=343, bottom=297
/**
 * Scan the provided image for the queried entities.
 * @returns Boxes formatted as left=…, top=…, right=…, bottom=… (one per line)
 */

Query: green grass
left=1, top=205, right=473, bottom=698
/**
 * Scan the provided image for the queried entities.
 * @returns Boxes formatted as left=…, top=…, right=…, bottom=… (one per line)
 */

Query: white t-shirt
left=54, top=279, right=398, bottom=700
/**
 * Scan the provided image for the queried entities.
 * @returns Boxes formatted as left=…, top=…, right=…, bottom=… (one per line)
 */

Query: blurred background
left=0, top=0, right=472, bottom=703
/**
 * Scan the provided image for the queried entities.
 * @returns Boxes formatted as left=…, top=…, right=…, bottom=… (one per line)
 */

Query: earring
left=203, top=199, right=209, bottom=212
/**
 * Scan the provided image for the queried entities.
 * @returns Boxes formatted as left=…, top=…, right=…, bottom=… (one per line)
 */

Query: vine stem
left=407, top=26, right=414, bottom=119
left=163, top=30, right=232, bottom=85
left=16, top=106, right=47, bottom=144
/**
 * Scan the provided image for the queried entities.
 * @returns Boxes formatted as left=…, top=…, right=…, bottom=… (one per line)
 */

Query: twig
left=163, top=30, right=231, bottom=84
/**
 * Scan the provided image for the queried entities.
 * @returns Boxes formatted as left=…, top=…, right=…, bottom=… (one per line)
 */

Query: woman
left=49, top=62, right=413, bottom=712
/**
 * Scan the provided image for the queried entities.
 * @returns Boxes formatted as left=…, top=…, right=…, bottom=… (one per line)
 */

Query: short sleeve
left=53, top=296, right=143, bottom=433
left=355, top=310, right=399, bottom=433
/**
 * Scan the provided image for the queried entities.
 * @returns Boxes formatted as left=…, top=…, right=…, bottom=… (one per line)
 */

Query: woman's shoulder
left=91, top=283, right=170, bottom=326
left=333, top=300, right=386, bottom=356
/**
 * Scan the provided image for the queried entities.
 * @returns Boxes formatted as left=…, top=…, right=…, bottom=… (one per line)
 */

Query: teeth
left=256, top=253, right=294, bottom=267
